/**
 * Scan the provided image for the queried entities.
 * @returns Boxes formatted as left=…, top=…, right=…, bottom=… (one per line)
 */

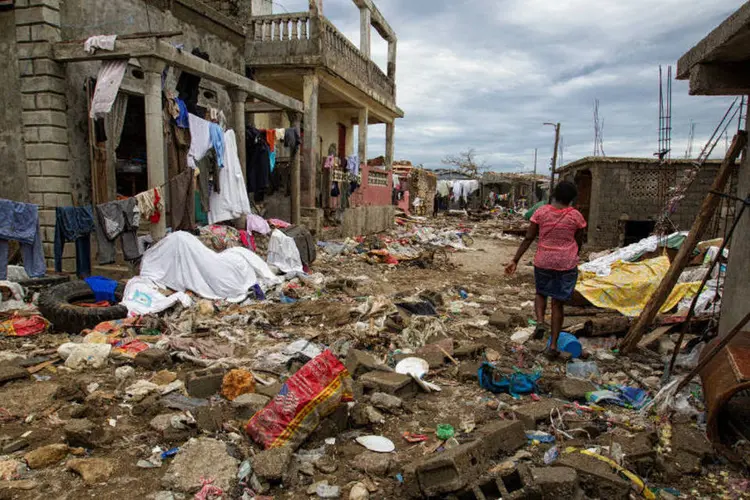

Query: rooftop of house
left=558, top=156, right=724, bottom=174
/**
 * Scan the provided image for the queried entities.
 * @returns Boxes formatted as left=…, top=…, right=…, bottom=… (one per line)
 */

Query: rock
left=558, top=452, right=630, bottom=499
left=458, top=361, right=481, bottom=382
left=299, top=461, right=315, bottom=476
left=64, top=419, right=112, bottom=448
left=162, top=438, right=239, bottom=493
left=369, top=392, right=402, bottom=412
left=553, top=379, right=596, bottom=401
left=316, top=482, right=341, bottom=498
left=253, top=446, right=293, bottom=482
left=134, top=348, right=172, bottom=370
left=352, top=452, right=392, bottom=476
left=531, top=466, right=581, bottom=499
left=132, top=393, right=163, bottom=417
left=150, top=413, right=182, bottom=433
left=359, top=371, right=417, bottom=398
left=314, top=455, right=338, bottom=474
left=350, top=404, right=385, bottom=427
left=349, top=482, right=369, bottom=500
left=345, top=350, right=392, bottom=378
left=54, top=380, right=87, bottom=402
left=221, top=369, right=255, bottom=401
left=0, top=479, right=37, bottom=493
left=642, top=376, right=661, bottom=390
left=453, top=343, right=483, bottom=359
left=59, top=343, right=111, bottom=370
left=489, top=310, right=510, bottom=329
left=2, top=439, right=29, bottom=454
left=150, top=370, right=177, bottom=386
left=513, top=399, right=567, bottom=430
left=255, top=381, right=283, bottom=399
left=23, top=444, right=69, bottom=469
left=66, top=458, right=114, bottom=485
left=0, top=459, right=23, bottom=480
left=232, top=393, right=270, bottom=420
left=415, top=338, right=453, bottom=368
left=115, top=365, right=135, bottom=381
left=0, top=362, right=28, bottom=384
left=194, top=405, right=223, bottom=433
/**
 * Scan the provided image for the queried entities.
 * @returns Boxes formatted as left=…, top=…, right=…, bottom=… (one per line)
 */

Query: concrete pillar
left=360, top=8, right=371, bottom=59
left=358, top=107, right=368, bottom=171
left=140, top=57, right=167, bottom=239
left=385, top=121, right=394, bottom=169
left=719, top=105, right=750, bottom=339
left=387, top=39, right=397, bottom=80
left=302, top=73, right=319, bottom=208
left=291, top=112, right=302, bottom=225
left=228, top=89, right=248, bottom=178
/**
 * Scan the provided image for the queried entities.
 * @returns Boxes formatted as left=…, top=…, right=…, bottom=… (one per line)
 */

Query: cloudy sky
left=279, top=0, right=743, bottom=172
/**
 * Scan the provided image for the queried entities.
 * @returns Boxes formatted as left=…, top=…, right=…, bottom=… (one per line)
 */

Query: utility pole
left=544, top=122, right=561, bottom=200
left=531, top=148, right=538, bottom=204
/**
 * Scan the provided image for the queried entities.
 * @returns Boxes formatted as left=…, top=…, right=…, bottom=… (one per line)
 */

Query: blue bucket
left=547, top=331, right=582, bottom=358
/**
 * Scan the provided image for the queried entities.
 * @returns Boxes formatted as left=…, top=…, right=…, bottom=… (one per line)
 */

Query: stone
left=352, top=451, right=392, bottom=476
left=185, top=368, right=226, bottom=398
left=253, top=446, right=293, bottom=482
left=134, top=348, right=172, bottom=370
left=2, top=439, right=29, bottom=454
left=369, top=392, right=402, bottom=411
left=0, top=479, right=37, bottom=493
left=64, top=419, right=112, bottom=448
left=359, top=371, right=417, bottom=398
left=115, top=365, right=135, bottom=381
left=478, top=420, right=527, bottom=455
left=349, top=482, right=369, bottom=500
left=458, top=361, right=481, bottom=382
left=23, top=444, right=68, bottom=469
left=489, top=311, right=510, bottom=329
left=133, top=393, right=164, bottom=417
left=150, top=414, right=181, bottom=433
left=670, top=424, right=713, bottom=474
left=194, top=405, right=223, bottom=433
left=299, top=462, right=315, bottom=476
left=150, top=370, right=177, bottom=386
left=314, top=455, right=338, bottom=474
left=345, top=349, right=392, bottom=378
left=558, top=452, right=630, bottom=499
left=349, top=404, right=384, bottom=427
left=232, top=393, right=270, bottom=420
left=162, top=438, right=239, bottom=493
left=309, top=405, right=350, bottom=442
left=553, top=379, right=596, bottom=401
left=415, top=339, right=453, bottom=368
left=0, top=363, right=28, bottom=384
left=0, top=459, right=23, bottom=481
left=453, top=343, right=483, bottom=359
left=513, top=399, right=567, bottom=430
left=54, top=381, right=87, bottom=402
left=66, top=458, right=114, bottom=485
left=531, top=466, right=580, bottom=499
left=255, top=381, right=283, bottom=399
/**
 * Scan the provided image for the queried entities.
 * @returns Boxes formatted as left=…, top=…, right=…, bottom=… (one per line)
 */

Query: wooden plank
left=621, top=131, right=747, bottom=353
left=637, top=325, right=675, bottom=349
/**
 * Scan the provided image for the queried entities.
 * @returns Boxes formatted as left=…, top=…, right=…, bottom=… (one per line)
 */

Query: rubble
left=23, top=444, right=69, bottom=469
left=66, top=458, right=115, bottom=485
left=161, top=438, right=239, bottom=493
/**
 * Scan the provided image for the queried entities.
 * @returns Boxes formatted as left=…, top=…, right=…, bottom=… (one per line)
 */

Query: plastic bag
left=246, top=350, right=353, bottom=449
left=566, top=361, right=600, bottom=380
left=121, top=277, right=193, bottom=316
left=58, top=343, right=112, bottom=370
left=478, top=363, right=541, bottom=396
left=0, top=315, right=50, bottom=337
left=267, top=229, right=303, bottom=274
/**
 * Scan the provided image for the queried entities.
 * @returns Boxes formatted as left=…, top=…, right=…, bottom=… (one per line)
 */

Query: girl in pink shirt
left=505, top=181, right=587, bottom=359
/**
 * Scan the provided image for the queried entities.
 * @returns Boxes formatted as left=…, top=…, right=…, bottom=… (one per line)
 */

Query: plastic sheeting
left=267, top=230, right=303, bottom=274
left=580, top=232, right=687, bottom=277
left=576, top=256, right=701, bottom=317
left=140, top=231, right=279, bottom=301
left=121, top=276, right=193, bottom=316
left=209, top=130, right=252, bottom=224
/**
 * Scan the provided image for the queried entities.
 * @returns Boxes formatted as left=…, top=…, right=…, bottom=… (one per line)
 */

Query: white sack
left=121, top=276, right=194, bottom=316
left=267, top=229, right=303, bottom=274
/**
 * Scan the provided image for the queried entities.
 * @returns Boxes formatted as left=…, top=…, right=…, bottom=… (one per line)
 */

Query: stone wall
left=0, top=8, right=29, bottom=203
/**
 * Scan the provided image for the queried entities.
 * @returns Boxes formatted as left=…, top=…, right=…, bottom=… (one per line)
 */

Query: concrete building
left=0, top=0, right=401, bottom=272
left=677, top=1, right=750, bottom=340
left=481, top=172, right=547, bottom=208
left=558, top=157, right=732, bottom=250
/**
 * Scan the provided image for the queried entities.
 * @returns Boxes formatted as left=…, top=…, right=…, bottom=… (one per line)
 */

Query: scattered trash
left=355, top=436, right=395, bottom=453
left=436, top=424, right=455, bottom=441
left=478, top=364, right=541, bottom=396
left=543, top=446, right=559, bottom=464
left=526, top=431, right=555, bottom=444
left=395, top=357, right=441, bottom=392
left=566, top=360, right=600, bottom=380
left=547, top=331, right=582, bottom=358
left=402, top=432, right=428, bottom=443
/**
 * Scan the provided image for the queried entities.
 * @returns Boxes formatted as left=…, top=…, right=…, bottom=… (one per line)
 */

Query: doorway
left=623, top=220, right=656, bottom=246
left=115, top=96, right=147, bottom=198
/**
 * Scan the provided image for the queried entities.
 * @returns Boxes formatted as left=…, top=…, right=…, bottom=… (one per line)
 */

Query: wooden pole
left=532, top=148, right=538, bottom=204
left=550, top=124, right=560, bottom=198
left=291, top=112, right=302, bottom=225
left=621, top=131, right=747, bottom=352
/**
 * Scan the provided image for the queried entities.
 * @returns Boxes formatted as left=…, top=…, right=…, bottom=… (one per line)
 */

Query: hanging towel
left=90, top=60, right=127, bottom=119
left=209, top=122, right=225, bottom=168
left=187, top=113, right=212, bottom=168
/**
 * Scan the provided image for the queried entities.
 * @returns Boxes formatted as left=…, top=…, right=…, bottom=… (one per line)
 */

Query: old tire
left=38, top=280, right=127, bottom=334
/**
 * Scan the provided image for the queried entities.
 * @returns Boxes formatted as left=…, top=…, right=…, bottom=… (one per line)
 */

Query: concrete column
left=291, top=112, right=302, bottom=225
left=140, top=57, right=167, bottom=239
left=385, top=121, right=394, bottom=169
left=360, top=8, right=371, bottom=59
left=387, top=39, right=397, bottom=80
left=228, top=89, right=248, bottom=178
left=302, top=73, right=319, bottom=208
left=358, top=107, right=368, bottom=170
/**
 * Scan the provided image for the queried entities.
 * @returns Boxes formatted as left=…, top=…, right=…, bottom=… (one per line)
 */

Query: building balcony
left=246, top=13, right=398, bottom=113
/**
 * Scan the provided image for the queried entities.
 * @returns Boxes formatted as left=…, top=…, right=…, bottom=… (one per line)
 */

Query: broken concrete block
left=345, top=349, right=392, bottom=378
left=453, top=343, right=484, bottom=359
left=185, top=368, right=226, bottom=399
left=352, top=451, right=393, bottom=476
left=134, top=348, right=172, bottom=370
left=349, top=404, right=385, bottom=427
left=458, top=361, right=481, bottom=382
left=478, top=420, right=526, bottom=456
left=0, top=362, right=28, bottom=384
left=558, top=452, right=631, bottom=499
left=359, top=371, right=417, bottom=398
left=489, top=311, right=510, bottom=329
left=531, top=466, right=581, bottom=499
left=369, top=392, right=403, bottom=412
left=553, top=378, right=596, bottom=401
left=513, top=399, right=567, bottom=430
left=232, top=393, right=270, bottom=420
left=66, top=458, right=114, bottom=485
left=413, top=440, right=484, bottom=496
left=23, top=444, right=69, bottom=469
left=162, top=437, right=239, bottom=493
left=255, top=382, right=283, bottom=399
left=63, top=419, right=113, bottom=449
left=252, top=446, right=293, bottom=482
left=415, top=338, right=453, bottom=368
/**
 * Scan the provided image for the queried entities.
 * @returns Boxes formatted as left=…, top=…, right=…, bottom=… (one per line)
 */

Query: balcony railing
left=247, top=13, right=396, bottom=104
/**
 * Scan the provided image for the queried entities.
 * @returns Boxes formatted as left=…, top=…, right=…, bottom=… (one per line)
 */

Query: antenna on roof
left=684, top=120, right=696, bottom=159
left=593, top=99, right=606, bottom=156
left=656, top=65, right=673, bottom=162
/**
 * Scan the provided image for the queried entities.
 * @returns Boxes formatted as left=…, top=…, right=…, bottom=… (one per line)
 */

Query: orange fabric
left=265, top=129, right=276, bottom=153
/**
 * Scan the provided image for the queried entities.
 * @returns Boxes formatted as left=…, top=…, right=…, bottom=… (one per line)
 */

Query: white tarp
left=267, top=229, right=303, bottom=274
left=140, top=231, right=278, bottom=301
left=121, top=276, right=194, bottom=316
left=209, top=129, right=253, bottom=224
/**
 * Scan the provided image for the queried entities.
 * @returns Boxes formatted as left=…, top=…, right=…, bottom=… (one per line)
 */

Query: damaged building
left=0, top=0, right=402, bottom=274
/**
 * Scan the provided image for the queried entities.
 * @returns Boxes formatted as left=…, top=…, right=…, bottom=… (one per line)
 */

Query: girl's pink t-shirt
left=530, top=205, right=587, bottom=271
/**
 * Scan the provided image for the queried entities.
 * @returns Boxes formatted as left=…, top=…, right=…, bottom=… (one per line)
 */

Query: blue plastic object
left=478, top=363, right=541, bottom=396
left=547, top=331, right=582, bottom=358
left=84, top=276, right=118, bottom=303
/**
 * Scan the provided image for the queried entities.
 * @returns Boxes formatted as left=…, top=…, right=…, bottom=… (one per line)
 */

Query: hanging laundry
left=175, top=98, right=189, bottom=128
left=94, top=198, right=141, bottom=264
left=209, top=129, right=252, bottom=224
left=187, top=113, right=212, bottom=168
left=0, top=200, right=45, bottom=279
left=275, top=128, right=285, bottom=143
left=246, top=126, right=271, bottom=196
left=90, top=60, right=127, bottom=119
left=346, top=155, right=360, bottom=176
left=269, top=151, right=276, bottom=173
left=323, top=155, right=334, bottom=170
left=284, top=127, right=301, bottom=156
left=169, top=168, right=195, bottom=232
left=209, top=122, right=225, bottom=168
left=135, top=187, right=164, bottom=224
left=196, top=149, right=220, bottom=216
left=176, top=48, right=209, bottom=114
left=84, top=34, right=117, bottom=54
left=209, top=108, right=227, bottom=130
left=265, top=129, right=276, bottom=153
left=54, top=206, right=95, bottom=278
left=246, top=214, right=271, bottom=235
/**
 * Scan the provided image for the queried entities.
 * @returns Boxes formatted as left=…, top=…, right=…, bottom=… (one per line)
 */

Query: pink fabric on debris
left=246, top=214, right=271, bottom=235
left=267, top=218, right=291, bottom=229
